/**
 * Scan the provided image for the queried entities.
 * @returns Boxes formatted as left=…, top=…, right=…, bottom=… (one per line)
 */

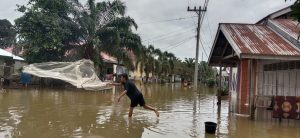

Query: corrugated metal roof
left=0, top=48, right=14, bottom=58
left=269, top=19, right=300, bottom=41
left=13, top=55, right=24, bottom=61
left=0, top=48, right=24, bottom=61
left=100, top=52, right=117, bottom=64
left=221, top=23, right=300, bottom=57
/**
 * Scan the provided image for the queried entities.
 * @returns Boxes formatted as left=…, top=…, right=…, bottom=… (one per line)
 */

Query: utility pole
left=188, top=6, right=206, bottom=90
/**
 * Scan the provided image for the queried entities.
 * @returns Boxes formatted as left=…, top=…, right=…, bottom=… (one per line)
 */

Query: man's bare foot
left=155, top=110, right=159, bottom=117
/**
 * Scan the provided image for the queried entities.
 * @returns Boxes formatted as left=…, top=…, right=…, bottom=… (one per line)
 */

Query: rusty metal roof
left=100, top=52, right=118, bottom=64
left=220, top=23, right=300, bottom=58
left=269, top=19, right=300, bottom=41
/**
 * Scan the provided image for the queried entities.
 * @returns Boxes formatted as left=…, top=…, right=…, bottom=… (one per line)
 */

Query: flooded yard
left=0, top=84, right=300, bottom=138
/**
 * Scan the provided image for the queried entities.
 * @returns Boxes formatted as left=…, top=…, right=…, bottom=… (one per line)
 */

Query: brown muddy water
left=0, top=84, right=300, bottom=138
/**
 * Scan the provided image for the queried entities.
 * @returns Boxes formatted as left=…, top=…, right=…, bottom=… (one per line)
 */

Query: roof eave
left=241, top=53, right=300, bottom=60
left=208, top=24, right=222, bottom=65
left=220, top=24, right=242, bottom=58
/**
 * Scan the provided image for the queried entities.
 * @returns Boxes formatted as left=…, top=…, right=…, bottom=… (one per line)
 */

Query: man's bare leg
left=143, top=105, right=159, bottom=117
left=128, top=107, right=134, bottom=117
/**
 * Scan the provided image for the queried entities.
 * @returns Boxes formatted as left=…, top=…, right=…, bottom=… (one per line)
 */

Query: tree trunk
left=145, top=72, right=149, bottom=83
left=84, top=43, right=94, bottom=60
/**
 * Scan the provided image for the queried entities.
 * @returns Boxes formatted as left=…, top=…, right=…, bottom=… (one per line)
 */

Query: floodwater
left=0, top=84, right=300, bottom=138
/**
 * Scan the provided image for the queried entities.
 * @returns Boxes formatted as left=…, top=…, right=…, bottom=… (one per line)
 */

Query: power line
left=199, top=9, right=206, bottom=29
left=164, top=35, right=194, bottom=50
left=199, top=0, right=210, bottom=30
left=168, top=34, right=194, bottom=46
left=164, top=35, right=195, bottom=51
left=205, top=15, right=214, bottom=43
left=204, top=0, right=210, bottom=8
left=142, top=26, right=195, bottom=42
left=141, top=25, right=196, bottom=42
left=165, top=38, right=193, bottom=51
left=198, top=0, right=212, bottom=55
left=187, top=0, right=197, bottom=26
left=139, top=16, right=197, bottom=25
left=146, top=28, right=196, bottom=44
left=199, top=37, right=208, bottom=58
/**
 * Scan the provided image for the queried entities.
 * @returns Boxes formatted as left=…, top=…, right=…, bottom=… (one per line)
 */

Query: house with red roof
left=208, top=5, right=300, bottom=119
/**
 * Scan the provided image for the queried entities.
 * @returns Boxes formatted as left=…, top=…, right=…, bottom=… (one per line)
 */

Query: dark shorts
left=130, top=93, right=145, bottom=107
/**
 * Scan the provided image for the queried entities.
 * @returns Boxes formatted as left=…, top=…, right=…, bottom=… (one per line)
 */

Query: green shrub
left=207, top=78, right=215, bottom=87
left=217, top=87, right=229, bottom=96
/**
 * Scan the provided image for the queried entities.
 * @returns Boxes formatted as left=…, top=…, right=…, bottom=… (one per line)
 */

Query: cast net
left=22, top=59, right=110, bottom=91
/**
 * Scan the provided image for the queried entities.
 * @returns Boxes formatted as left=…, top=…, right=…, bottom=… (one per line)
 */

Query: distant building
left=0, top=48, right=25, bottom=86
left=99, top=51, right=143, bottom=82
left=216, top=68, right=229, bottom=89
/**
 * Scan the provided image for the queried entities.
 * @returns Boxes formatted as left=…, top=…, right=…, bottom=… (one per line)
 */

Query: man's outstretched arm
left=107, top=82, right=122, bottom=86
left=117, top=90, right=127, bottom=102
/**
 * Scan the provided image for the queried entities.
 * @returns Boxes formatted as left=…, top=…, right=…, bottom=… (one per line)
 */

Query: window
left=263, top=61, right=299, bottom=71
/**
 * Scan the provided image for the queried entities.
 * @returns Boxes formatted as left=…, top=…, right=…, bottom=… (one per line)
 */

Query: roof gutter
left=240, top=53, right=300, bottom=60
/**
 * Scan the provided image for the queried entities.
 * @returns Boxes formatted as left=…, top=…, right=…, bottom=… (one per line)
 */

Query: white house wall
left=229, top=67, right=238, bottom=112
left=257, top=60, right=264, bottom=95
left=258, top=60, right=300, bottom=96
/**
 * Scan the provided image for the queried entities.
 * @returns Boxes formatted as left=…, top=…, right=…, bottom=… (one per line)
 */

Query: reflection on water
left=0, top=84, right=299, bottom=137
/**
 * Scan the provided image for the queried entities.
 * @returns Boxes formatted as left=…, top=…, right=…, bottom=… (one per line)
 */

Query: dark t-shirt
left=123, top=80, right=141, bottom=101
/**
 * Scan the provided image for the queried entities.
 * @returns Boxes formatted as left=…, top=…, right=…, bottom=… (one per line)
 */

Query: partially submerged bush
left=217, top=87, right=229, bottom=96
left=207, top=78, right=215, bottom=87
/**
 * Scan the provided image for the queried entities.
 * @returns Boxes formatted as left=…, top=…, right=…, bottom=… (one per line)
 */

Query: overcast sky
left=0, top=0, right=296, bottom=61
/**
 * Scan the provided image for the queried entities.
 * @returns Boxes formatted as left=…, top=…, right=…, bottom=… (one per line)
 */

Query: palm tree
left=184, top=58, right=195, bottom=68
left=137, top=45, right=179, bottom=83
left=165, top=52, right=176, bottom=74
left=181, top=58, right=195, bottom=81
left=199, top=61, right=216, bottom=82
left=165, top=52, right=176, bottom=82
left=68, top=0, right=141, bottom=68
left=136, top=45, right=156, bottom=83
left=98, top=16, right=142, bottom=70
left=157, top=51, right=177, bottom=82
left=152, top=48, right=162, bottom=76
left=173, top=58, right=183, bottom=75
